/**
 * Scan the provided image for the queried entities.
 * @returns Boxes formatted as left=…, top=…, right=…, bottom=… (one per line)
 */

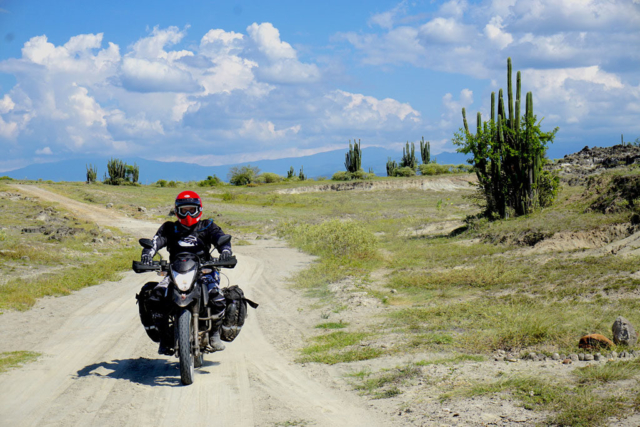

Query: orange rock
left=579, top=334, right=614, bottom=350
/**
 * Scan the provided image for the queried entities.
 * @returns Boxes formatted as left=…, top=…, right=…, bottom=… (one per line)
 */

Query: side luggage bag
left=221, top=285, right=258, bottom=342
left=136, top=281, right=162, bottom=343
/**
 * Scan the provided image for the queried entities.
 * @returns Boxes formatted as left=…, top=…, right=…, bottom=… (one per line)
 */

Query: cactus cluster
left=386, top=158, right=398, bottom=177
left=455, top=58, right=558, bottom=218
left=420, top=137, right=431, bottom=164
left=104, top=158, right=139, bottom=185
left=86, top=164, right=97, bottom=183
left=287, top=166, right=295, bottom=179
left=344, top=139, right=362, bottom=173
left=400, top=142, right=417, bottom=170
left=298, top=166, right=306, bottom=181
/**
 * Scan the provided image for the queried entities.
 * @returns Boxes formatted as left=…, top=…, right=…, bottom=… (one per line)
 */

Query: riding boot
left=209, top=324, right=226, bottom=352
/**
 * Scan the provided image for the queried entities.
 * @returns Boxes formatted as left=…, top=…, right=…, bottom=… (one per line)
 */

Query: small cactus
left=86, top=164, right=97, bottom=183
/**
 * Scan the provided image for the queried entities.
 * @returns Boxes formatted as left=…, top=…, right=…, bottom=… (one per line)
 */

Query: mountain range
left=4, top=147, right=470, bottom=183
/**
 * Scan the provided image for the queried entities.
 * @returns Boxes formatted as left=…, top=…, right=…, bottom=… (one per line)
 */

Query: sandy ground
left=0, top=185, right=401, bottom=427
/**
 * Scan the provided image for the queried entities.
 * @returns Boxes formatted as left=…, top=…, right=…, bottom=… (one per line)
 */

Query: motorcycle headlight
left=172, top=269, right=196, bottom=291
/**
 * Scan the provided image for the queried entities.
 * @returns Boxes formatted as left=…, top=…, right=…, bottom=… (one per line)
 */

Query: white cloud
left=484, top=16, right=513, bottom=49
left=419, top=18, right=476, bottom=44
left=0, top=24, right=422, bottom=167
left=35, top=147, right=52, bottom=155
left=0, top=95, right=15, bottom=114
left=237, top=119, right=301, bottom=141
left=369, top=0, right=408, bottom=29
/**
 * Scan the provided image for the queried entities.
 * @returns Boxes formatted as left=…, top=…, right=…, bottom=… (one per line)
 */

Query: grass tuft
left=0, top=351, right=40, bottom=373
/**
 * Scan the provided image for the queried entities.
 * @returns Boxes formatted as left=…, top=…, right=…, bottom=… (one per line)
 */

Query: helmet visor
left=176, top=205, right=201, bottom=218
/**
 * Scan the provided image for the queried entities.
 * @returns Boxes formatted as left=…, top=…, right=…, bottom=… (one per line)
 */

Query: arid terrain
left=2, top=150, right=640, bottom=426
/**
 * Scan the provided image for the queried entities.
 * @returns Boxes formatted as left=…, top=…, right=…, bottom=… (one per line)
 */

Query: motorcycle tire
left=177, top=308, right=194, bottom=385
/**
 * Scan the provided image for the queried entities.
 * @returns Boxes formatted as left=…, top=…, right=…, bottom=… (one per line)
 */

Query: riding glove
left=141, top=253, right=153, bottom=265
left=219, top=249, right=232, bottom=261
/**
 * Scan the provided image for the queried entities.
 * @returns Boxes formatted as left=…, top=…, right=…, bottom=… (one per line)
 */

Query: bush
left=228, top=165, right=260, bottom=186
left=167, top=181, right=177, bottom=188
left=256, top=172, right=283, bottom=184
left=199, top=175, right=223, bottom=187
left=331, top=170, right=375, bottom=181
left=0, top=176, right=13, bottom=181
left=156, top=179, right=167, bottom=187
left=393, top=166, right=416, bottom=177
left=222, top=191, right=235, bottom=201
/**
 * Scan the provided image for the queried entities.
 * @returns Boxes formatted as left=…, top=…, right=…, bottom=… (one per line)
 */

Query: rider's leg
left=203, top=273, right=226, bottom=351
left=150, top=276, right=174, bottom=355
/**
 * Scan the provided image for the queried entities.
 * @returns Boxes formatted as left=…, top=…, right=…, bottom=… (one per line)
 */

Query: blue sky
left=0, top=0, right=639, bottom=171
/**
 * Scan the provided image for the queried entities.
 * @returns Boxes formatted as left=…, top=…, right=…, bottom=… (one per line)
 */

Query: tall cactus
left=401, top=141, right=417, bottom=169
left=386, top=158, right=398, bottom=177
left=298, top=166, right=306, bottom=181
left=419, top=137, right=431, bottom=164
left=454, top=58, right=558, bottom=218
left=287, top=166, right=294, bottom=179
left=86, top=164, right=97, bottom=183
left=344, top=139, right=362, bottom=172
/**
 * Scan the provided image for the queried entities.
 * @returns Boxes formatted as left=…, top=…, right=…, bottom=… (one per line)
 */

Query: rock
left=594, top=353, right=601, bottom=361
left=570, top=354, right=579, bottom=362
left=560, top=354, right=566, bottom=361
left=528, top=352, right=537, bottom=360
left=138, top=206, right=147, bottom=213
left=106, top=203, right=113, bottom=208
left=552, top=353, right=560, bottom=361
left=620, top=351, right=628, bottom=358
left=481, top=413, right=499, bottom=423
left=584, top=354, right=594, bottom=361
left=611, top=351, right=618, bottom=358
left=35, top=213, right=48, bottom=221
left=92, top=238, right=104, bottom=244
left=579, top=333, right=614, bottom=350
left=494, top=356, right=505, bottom=362
left=506, top=358, right=518, bottom=363
left=563, top=359, right=572, bottom=364
left=612, top=316, right=638, bottom=347
left=578, top=353, right=585, bottom=361
left=390, top=289, right=397, bottom=294
left=21, top=256, right=30, bottom=261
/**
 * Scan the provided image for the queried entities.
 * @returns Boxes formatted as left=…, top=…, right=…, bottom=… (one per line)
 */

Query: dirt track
left=0, top=185, right=397, bottom=427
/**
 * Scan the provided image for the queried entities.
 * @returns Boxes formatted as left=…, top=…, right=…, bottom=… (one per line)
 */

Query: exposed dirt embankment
left=277, top=175, right=476, bottom=194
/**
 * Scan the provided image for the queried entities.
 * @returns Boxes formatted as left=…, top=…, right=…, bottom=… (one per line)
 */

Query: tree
left=228, top=165, right=260, bottom=186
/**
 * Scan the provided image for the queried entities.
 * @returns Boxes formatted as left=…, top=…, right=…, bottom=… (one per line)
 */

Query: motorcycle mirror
left=216, top=234, right=232, bottom=247
left=139, top=238, right=154, bottom=249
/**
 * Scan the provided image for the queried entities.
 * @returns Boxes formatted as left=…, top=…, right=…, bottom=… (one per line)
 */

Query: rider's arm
left=207, top=221, right=232, bottom=254
left=142, top=222, right=170, bottom=259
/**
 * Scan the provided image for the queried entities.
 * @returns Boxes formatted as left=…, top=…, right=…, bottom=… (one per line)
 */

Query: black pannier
left=220, top=285, right=258, bottom=342
left=136, top=281, right=162, bottom=343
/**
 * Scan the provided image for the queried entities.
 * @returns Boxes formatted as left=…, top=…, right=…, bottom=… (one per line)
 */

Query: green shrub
left=393, top=166, right=416, bottom=177
left=156, top=179, right=167, bottom=187
left=167, top=181, right=177, bottom=188
left=331, top=170, right=375, bottom=181
left=256, top=172, right=283, bottom=184
left=198, top=175, right=223, bottom=187
left=222, top=191, right=235, bottom=201
left=229, top=165, right=260, bottom=186
left=0, top=176, right=14, bottom=181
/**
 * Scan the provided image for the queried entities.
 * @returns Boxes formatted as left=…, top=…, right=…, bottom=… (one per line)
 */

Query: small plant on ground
left=198, top=175, right=223, bottom=186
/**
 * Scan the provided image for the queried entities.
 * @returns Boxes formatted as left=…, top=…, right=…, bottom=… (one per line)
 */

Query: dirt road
left=0, top=185, right=396, bottom=427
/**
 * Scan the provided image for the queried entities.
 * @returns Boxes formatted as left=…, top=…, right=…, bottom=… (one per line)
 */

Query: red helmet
left=175, top=191, right=202, bottom=227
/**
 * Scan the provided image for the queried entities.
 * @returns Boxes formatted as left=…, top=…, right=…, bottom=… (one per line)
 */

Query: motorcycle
left=132, top=235, right=237, bottom=385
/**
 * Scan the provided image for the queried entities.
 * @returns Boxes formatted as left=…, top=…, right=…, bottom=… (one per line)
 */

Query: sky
left=0, top=0, right=639, bottom=172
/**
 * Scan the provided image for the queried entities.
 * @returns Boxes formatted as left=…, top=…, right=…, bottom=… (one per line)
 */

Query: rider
left=140, top=190, right=232, bottom=355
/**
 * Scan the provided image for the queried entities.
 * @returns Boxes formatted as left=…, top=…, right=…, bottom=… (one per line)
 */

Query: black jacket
left=142, top=219, right=231, bottom=262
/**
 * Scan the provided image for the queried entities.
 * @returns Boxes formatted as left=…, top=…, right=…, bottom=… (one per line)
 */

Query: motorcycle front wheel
left=177, top=308, right=194, bottom=385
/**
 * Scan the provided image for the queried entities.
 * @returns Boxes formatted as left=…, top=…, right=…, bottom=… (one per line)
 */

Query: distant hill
left=4, top=147, right=470, bottom=183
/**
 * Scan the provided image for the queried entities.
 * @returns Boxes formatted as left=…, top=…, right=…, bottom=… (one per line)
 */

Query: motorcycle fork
left=193, top=307, right=200, bottom=362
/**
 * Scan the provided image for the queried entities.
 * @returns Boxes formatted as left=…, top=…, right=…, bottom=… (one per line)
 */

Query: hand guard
left=219, top=249, right=232, bottom=261
left=141, top=253, right=153, bottom=265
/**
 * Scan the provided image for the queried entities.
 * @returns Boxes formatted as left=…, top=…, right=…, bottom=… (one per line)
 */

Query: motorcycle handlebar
left=132, top=256, right=237, bottom=274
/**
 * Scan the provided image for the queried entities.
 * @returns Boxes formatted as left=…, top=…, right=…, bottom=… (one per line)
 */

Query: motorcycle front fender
left=173, top=284, right=201, bottom=308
